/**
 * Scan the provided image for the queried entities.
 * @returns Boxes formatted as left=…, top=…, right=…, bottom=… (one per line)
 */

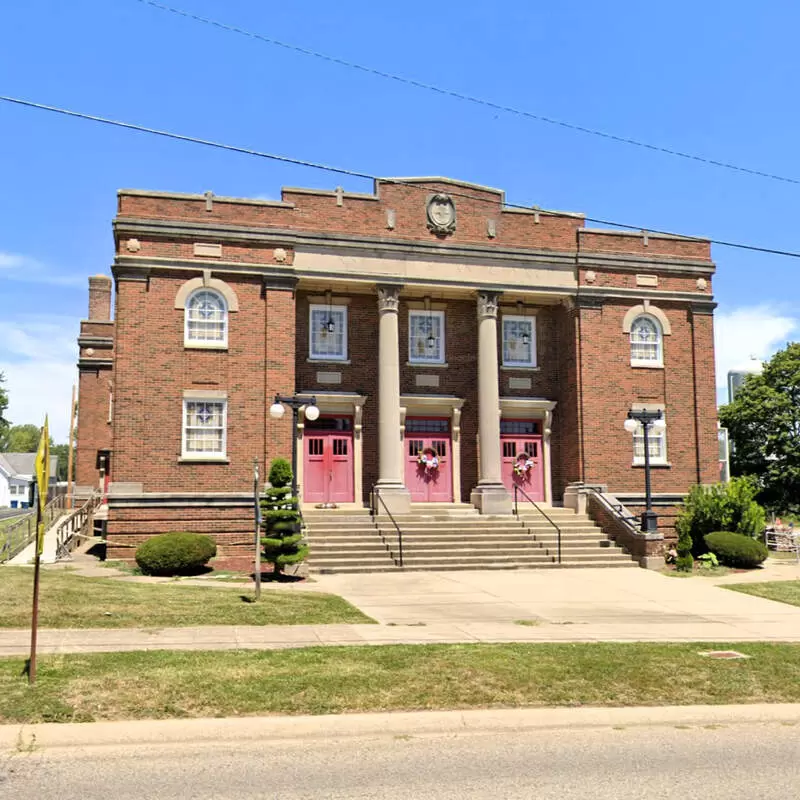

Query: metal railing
left=513, top=483, right=562, bottom=564
left=370, top=485, right=404, bottom=568
left=55, top=493, right=103, bottom=560
left=583, top=487, right=641, bottom=533
left=0, top=494, right=66, bottom=563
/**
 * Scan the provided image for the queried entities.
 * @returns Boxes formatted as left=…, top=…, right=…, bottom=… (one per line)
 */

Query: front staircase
left=303, top=503, right=637, bottom=574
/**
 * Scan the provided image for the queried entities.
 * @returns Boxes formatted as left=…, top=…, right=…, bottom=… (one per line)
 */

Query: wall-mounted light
left=323, top=289, right=335, bottom=334
left=425, top=296, right=435, bottom=349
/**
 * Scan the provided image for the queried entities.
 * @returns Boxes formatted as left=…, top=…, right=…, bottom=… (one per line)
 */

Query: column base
left=471, top=483, right=512, bottom=515
left=372, top=483, right=412, bottom=516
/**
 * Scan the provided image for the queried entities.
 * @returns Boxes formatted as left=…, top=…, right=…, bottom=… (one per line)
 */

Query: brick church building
left=75, top=176, right=718, bottom=568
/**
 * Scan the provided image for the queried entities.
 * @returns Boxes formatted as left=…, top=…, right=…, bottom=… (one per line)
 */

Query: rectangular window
left=502, top=315, right=536, bottom=367
left=309, top=304, right=348, bottom=361
left=182, top=399, right=227, bottom=458
left=633, top=422, right=667, bottom=465
left=409, top=310, right=445, bottom=364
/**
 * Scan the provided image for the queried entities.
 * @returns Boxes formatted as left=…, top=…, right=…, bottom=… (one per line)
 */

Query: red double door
left=404, top=417, right=453, bottom=502
left=303, top=416, right=354, bottom=504
left=501, top=420, right=544, bottom=502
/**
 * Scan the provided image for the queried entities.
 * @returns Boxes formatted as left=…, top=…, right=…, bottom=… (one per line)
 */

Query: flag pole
left=28, top=486, right=42, bottom=685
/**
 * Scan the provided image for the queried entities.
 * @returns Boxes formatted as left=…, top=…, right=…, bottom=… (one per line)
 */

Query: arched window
left=630, top=315, right=663, bottom=366
left=185, top=289, right=228, bottom=347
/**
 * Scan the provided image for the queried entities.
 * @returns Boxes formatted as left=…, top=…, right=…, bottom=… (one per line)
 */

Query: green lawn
left=1, top=642, right=799, bottom=723
left=0, top=567, right=373, bottom=628
left=724, top=580, right=800, bottom=608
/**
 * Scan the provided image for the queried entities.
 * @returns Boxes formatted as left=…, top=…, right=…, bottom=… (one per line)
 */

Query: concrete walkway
left=7, top=514, right=67, bottom=566
left=2, top=563, right=800, bottom=656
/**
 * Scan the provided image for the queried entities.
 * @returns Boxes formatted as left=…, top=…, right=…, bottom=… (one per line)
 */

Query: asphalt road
left=3, top=721, right=799, bottom=799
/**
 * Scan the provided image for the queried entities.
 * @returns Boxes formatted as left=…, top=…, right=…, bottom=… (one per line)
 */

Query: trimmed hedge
left=135, top=533, right=217, bottom=576
left=703, top=531, right=768, bottom=569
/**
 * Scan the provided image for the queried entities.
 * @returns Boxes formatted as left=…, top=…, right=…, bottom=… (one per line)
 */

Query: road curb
left=3, top=704, right=800, bottom=751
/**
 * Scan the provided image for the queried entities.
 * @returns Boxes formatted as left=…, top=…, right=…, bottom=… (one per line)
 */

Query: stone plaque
left=415, top=374, right=440, bottom=388
left=635, top=274, right=658, bottom=287
left=316, top=371, right=342, bottom=385
left=194, top=242, right=222, bottom=258
left=509, top=377, right=532, bottom=390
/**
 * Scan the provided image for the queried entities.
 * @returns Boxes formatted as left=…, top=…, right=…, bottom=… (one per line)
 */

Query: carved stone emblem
left=426, top=193, right=456, bottom=235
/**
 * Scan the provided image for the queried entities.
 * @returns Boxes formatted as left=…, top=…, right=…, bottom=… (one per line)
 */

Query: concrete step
left=309, top=560, right=639, bottom=574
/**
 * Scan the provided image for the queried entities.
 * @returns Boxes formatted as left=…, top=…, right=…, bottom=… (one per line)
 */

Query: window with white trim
left=409, top=310, right=445, bottom=363
left=309, top=304, right=348, bottom=361
left=182, top=399, right=227, bottom=458
left=633, top=420, right=667, bottom=465
left=185, top=289, right=228, bottom=347
left=630, top=314, right=663, bottom=366
left=502, top=315, right=537, bottom=367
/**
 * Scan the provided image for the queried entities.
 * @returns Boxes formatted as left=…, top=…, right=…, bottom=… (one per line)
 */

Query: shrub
left=675, top=478, right=766, bottom=557
left=269, top=458, right=293, bottom=489
left=261, top=458, right=308, bottom=576
left=135, top=532, right=217, bottom=576
left=675, top=554, right=694, bottom=573
left=704, top=531, right=768, bottom=569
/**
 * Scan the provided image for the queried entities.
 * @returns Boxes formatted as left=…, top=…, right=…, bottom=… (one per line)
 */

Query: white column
left=471, top=291, right=512, bottom=514
left=375, top=285, right=411, bottom=514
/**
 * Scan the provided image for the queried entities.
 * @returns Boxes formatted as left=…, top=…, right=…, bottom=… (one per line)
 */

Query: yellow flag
left=34, top=416, right=50, bottom=555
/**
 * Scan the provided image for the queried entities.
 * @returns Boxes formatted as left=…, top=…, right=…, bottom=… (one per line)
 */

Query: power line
left=136, top=0, right=800, bottom=189
left=2, top=93, right=800, bottom=261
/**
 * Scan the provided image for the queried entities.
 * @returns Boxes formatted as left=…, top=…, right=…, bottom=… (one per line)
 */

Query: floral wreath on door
left=513, top=452, right=535, bottom=477
left=417, top=447, right=440, bottom=472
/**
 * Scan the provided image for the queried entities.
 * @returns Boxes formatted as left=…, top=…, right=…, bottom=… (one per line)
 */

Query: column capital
left=376, top=284, right=403, bottom=314
left=476, top=291, right=501, bottom=320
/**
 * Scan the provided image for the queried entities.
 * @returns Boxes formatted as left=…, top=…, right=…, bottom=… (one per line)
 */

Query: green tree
left=2, top=424, right=42, bottom=453
left=51, top=443, right=73, bottom=482
left=0, top=372, right=9, bottom=450
left=719, top=343, right=800, bottom=513
left=260, top=458, right=308, bottom=577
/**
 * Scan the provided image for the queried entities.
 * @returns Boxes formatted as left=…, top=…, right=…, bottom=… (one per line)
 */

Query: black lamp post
left=269, top=394, right=319, bottom=498
left=624, top=409, right=666, bottom=533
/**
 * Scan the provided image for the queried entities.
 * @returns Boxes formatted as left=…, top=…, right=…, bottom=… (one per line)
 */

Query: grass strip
left=724, top=580, right=800, bottom=608
left=0, top=568, right=373, bottom=628
left=1, top=642, right=799, bottom=723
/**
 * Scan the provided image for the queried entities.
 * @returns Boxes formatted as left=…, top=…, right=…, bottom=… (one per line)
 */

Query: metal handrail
left=582, top=487, right=641, bottom=534
left=513, top=483, right=561, bottom=564
left=370, top=485, right=404, bottom=568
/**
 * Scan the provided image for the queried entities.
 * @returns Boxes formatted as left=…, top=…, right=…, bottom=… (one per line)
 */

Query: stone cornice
left=577, top=286, right=716, bottom=307
left=113, top=216, right=712, bottom=275
left=108, top=492, right=252, bottom=508
left=78, top=358, right=113, bottom=370
left=78, top=336, right=114, bottom=348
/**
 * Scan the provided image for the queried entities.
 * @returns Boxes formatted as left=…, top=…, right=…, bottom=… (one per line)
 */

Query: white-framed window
left=185, top=289, right=228, bottom=347
left=182, top=399, right=227, bottom=458
left=409, top=310, right=445, bottom=364
left=630, top=314, right=663, bottom=366
left=502, top=315, right=537, bottom=367
left=309, top=304, right=348, bottom=361
left=633, top=420, right=668, bottom=465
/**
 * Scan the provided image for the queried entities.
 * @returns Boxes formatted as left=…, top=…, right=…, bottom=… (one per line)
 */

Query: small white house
left=0, top=454, right=59, bottom=509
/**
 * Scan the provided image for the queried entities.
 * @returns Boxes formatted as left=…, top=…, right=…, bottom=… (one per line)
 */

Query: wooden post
left=66, top=384, right=77, bottom=510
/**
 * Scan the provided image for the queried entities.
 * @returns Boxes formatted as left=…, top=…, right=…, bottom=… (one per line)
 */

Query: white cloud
left=714, top=304, right=797, bottom=395
left=0, top=316, right=77, bottom=443
left=0, top=250, right=84, bottom=287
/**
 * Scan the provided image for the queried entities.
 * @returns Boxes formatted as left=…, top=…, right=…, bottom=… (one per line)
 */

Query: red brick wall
left=576, top=301, right=718, bottom=495
left=75, top=367, right=112, bottom=487
left=110, top=273, right=295, bottom=493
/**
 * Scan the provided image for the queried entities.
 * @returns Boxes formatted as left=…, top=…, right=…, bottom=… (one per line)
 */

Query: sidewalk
left=1, top=608, right=799, bottom=657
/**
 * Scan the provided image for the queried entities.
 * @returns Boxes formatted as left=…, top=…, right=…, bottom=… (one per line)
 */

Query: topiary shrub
left=261, top=458, right=308, bottom=576
left=704, top=531, right=768, bottom=569
left=268, top=458, right=293, bottom=489
left=135, top=532, right=217, bottom=576
left=675, top=478, right=766, bottom=557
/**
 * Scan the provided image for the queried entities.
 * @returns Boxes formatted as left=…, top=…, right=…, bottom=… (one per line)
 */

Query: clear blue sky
left=2, top=0, right=799, bottom=441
